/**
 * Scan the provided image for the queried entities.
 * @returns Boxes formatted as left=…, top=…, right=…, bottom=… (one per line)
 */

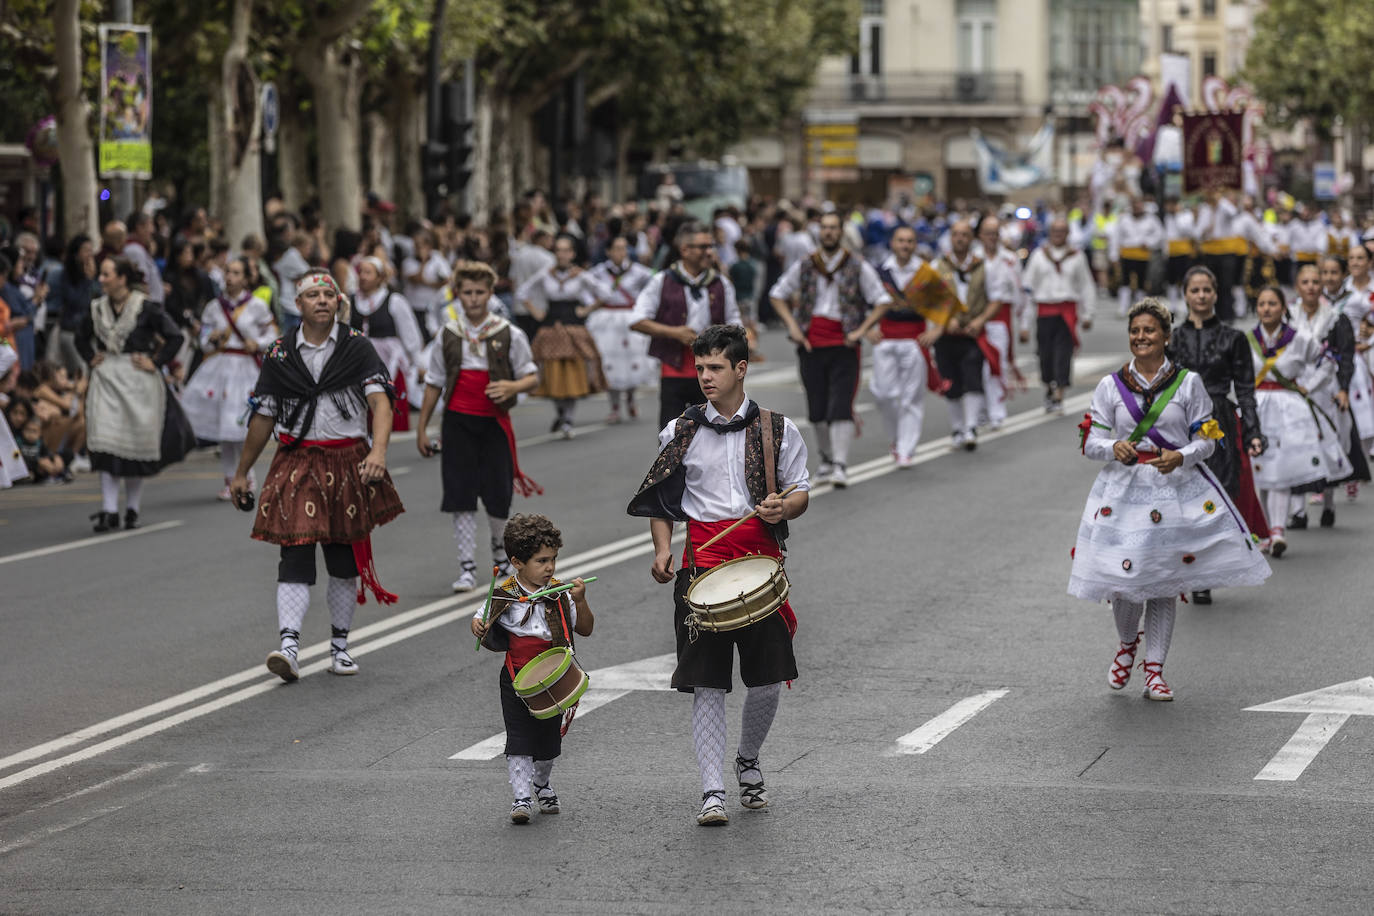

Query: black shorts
left=797, top=344, right=859, bottom=423
left=670, top=568, right=798, bottom=692
left=500, top=666, right=563, bottom=760
left=278, top=542, right=358, bottom=584
left=1121, top=257, right=1150, bottom=292
left=1166, top=254, right=1191, bottom=286
left=440, top=410, right=513, bottom=516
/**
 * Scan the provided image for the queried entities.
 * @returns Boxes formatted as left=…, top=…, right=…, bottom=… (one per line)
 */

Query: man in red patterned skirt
left=231, top=269, right=405, bottom=682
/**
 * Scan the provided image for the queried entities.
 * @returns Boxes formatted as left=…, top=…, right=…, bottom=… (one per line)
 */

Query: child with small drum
left=471, top=513, right=594, bottom=824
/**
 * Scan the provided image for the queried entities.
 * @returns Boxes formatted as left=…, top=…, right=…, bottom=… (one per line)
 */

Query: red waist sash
left=807, top=315, right=847, bottom=348
left=1037, top=300, right=1080, bottom=349
left=276, top=435, right=364, bottom=448
left=447, top=369, right=499, bottom=416
left=684, top=516, right=796, bottom=636
left=879, top=315, right=925, bottom=340
left=1256, top=380, right=1286, bottom=391
left=661, top=343, right=697, bottom=378
left=505, top=633, right=555, bottom=679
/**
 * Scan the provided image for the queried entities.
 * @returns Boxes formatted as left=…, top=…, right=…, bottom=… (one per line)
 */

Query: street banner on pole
left=98, top=23, right=152, bottom=178
left=1181, top=111, right=1242, bottom=193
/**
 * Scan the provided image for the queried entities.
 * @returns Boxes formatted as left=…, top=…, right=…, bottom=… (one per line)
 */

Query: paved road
left=3, top=314, right=1373, bottom=914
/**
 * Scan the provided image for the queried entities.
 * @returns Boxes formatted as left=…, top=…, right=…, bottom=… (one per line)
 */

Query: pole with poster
left=98, top=23, right=153, bottom=182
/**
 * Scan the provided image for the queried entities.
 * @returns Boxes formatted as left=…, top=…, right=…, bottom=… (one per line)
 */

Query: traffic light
left=440, top=80, right=473, bottom=193
left=424, top=140, right=450, bottom=195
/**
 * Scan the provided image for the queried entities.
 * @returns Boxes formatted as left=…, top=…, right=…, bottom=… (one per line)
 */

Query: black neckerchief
left=668, top=262, right=717, bottom=293
left=684, top=399, right=758, bottom=434
left=252, top=325, right=392, bottom=449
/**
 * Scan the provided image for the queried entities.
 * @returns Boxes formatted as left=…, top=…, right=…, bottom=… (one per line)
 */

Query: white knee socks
left=124, top=478, right=143, bottom=513
left=276, top=582, right=310, bottom=660
left=506, top=754, right=534, bottom=801
left=830, top=420, right=854, bottom=467
left=327, top=576, right=357, bottom=652
left=738, top=683, right=781, bottom=761
left=1117, top=286, right=1133, bottom=316
left=1144, top=597, right=1176, bottom=665
left=692, top=687, right=728, bottom=795
left=1265, top=489, right=1290, bottom=534
left=488, top=516, right=509, bottom=573
left=453, top=511, right=477, bottom=576
left=1111, top=598, right=1144, bottom=644
left=962, top=393, right=985, bottom=433
left=220, top=442, right=242, bottom=481
left=100, top=472, right=119, bottom=512
left=813, top=423, right=833, bottom=464
left=532, top=758, right=554, bottom=795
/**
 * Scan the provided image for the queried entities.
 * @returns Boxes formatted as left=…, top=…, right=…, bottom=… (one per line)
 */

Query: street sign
left=1314, top=162, right=1336, bottom=200
left=1246, top=677, right=1374, bottom=780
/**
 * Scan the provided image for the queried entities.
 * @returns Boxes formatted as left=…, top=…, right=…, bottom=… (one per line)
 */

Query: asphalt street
left=3, top=310, right=1374, bottom=914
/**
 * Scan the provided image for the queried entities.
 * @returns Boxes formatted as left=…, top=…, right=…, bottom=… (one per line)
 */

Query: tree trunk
left=615, top=123, right=632, bottom=203
left=366, top=109, right=394, bottom=202
left=52, top=0, right=97, bottom=240
left=208, top=92, right=226, bottom=221
left=392, top=77, right=425, bottom=225
left=277, top=79, right=310, bottom=212
left=302, top=43, right=363, bottom=232
left=489, top=91, right=515, bottom=220
left=220, top=0, right=264, bottom=247
left=470, top=83, right=493, bottom=224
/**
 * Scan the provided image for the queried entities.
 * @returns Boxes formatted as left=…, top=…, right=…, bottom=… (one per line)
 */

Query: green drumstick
left=473, top=565, right=501, bottom=652
left=513, top=576, right=598, bottom=604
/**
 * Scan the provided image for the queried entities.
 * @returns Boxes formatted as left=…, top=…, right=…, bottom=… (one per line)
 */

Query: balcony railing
left=810, top=71, right=1023, bottom=107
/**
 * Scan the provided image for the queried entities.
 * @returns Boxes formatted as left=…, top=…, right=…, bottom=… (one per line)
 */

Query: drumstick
left=473, top=565, right=501, bottom=652
left=509, top=576, right=598, bottom=603
left=696, top=483, right=801, bottom=554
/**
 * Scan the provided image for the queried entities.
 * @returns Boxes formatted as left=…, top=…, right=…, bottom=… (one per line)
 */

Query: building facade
left=731, top=0, right=1140, bottom=204
left=1138, top=0, right=1258, bottom=104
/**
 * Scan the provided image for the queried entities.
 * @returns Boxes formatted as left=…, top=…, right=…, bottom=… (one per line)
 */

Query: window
left=1202, top=50, right=1217, bottom=78
left=861, top=0, right=884, bottom=14
left=1201, top=0, right=1216, bottom=16
left=957, top=0, right=997, bottom=73
left=1161, top=24, right=1173, bottom=53
left=850, top=10, right=884, bottom=75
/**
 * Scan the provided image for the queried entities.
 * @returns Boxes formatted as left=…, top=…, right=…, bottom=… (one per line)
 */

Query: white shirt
left=1083, top=362, right=1215, bottom=469
left=424, top=315, right=537, bottom=384
left=631, top=268, right=742, bottom=331
left=777, top=230, right=816, bottom=272
left=1291, top=219, right=1329, bottom=256
left=1110, top=213, right=1165, bottom=259
left=984, top=247, right=1029, bottom=330
left=1341, top=278, right=1374, bottom=324
left=1166, top=210, right=1198, bottom=245
left=516, top=267, right=610, bottom=312
left=272, top=247, right=312, bottom=317
left=197, top=292, right=277, bottom=350
left=768, top=249, right=892, bottom=319
left=1233, top=209, right=1275, bottom=255
left=402, top=251, right=450, bottom=319
left=1290, top=304, right=1340, bottom=393
left=475, top=575, right=579, bottom=640
left=254, top=323, right=389, bottom=440
left=352, top=286, right=424, bottom=368
left=1023, top=245, right=1097, bottom=320
left=589, top=259, right=654, bottom=306
left=878, top=253, right=923, bottom=293
left=123, top=241, right=164, bottom=304
left=656, top=396, right=810, bottom=522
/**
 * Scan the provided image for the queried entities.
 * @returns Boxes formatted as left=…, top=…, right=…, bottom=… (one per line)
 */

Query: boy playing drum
left=471, top=514, right=594, bottom=823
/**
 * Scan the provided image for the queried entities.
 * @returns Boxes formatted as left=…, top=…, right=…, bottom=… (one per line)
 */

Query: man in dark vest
left=769, top=211, right=891, bottom=487
left=935, top=219, right=992, bottom=450
left=631, top=221, right=742, bottom=429
left=627, top=324, right=810, bottom=827
left=416, top=261, right=541, bottom=593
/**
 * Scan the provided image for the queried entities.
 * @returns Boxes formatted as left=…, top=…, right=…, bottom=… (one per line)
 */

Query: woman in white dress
left=1070, top=299, right=1270, bottom=701
left=586, top=235, right=656, bottom=423
left=181, top=257, right=278, bottom=500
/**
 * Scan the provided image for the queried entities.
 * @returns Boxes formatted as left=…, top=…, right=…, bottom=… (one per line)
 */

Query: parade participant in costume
left=1167, top=265, right=1268, bottom=602
left=181, top=257, right=278, bottom=501
left=1197, top=192, right=1247, bottom=321
left=586, top=235, right=656, bottom=424
left=869, top=225, right=960, bottom=466
left=1110, top=198, right=1164, bottom=318
left=77, top=255, right=187, bottom=532
left=1164, top=197, right=1199, bottom=316
left=471, top=514, right=594, bottom=824
left=1071, top=299, right=1270, bottom=701
left=516, top=233, right=609, bottom=439
left=1269, top=208, right=1294, bottom=293
left=350, top=256, right=425, bottom=431
left=1021, top=218, right=1095, bottom=415
left=416, top=261, right=540, bottom=593
left=1248, top=286, right=1350, bottom=557
left=1290, top=205, right=1327, bottom=273
left=1237, top=197, right=1278, bottom=316
left=628, top=324, right=809, bottom=826
left=978, top=216, right=1028, bottom=431
left=1355, top=313, right=1374, bottom=469
left=933, top=220, right=993, bottom=449
left=631, top=221, right=742, bottom=430
left=231, top=269, right=405, bottom=682
left=1289, top=262, right=1367, bottom=527
left=769, top=212, right=891, bottom=486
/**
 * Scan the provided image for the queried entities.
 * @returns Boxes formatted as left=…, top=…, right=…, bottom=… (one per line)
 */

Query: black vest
left=350, top=290, right=398, bottom=338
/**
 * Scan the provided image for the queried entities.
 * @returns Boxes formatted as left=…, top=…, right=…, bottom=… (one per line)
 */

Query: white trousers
left=981, top=321, right=1012, bottom=426
left=869, top=339, right=926, bottom=460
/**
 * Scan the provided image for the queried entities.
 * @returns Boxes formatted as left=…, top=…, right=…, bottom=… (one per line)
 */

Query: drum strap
left=760, top=408, right=778, bottom=498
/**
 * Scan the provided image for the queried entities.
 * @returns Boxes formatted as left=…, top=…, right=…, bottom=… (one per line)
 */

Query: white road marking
left=450, top=653, right=677, bottom=761
left=1253, top=713, right=1350, bottom=782
left=0, top=379, right=1094, bottom=790
left=0, top=520, right=184, bottom=567
left=890, top=689, right=1009, bottom=755
left=1247, top=677, right=1374, bottom=781
left=0, top=805, right=126, bottom=856
left=23, top=762, right=172, bottom=814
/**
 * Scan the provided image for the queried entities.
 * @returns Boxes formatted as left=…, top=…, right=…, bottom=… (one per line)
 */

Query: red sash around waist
left=1256, top=380, right=1286, bottom=391
left=276, top=435, right=364, bottom=448
left=447, top=369, right=499, bottom=416
left=1037, top=300, right=1080, bottom=349
left=684, top=516, right=796, bottom=637
left=661, top=342, right=697, bottom=379
left=807, top=315, right=847, bottom=348
left=506, top=633, right=555, bottom=678
left=879, top=315, right=925, bottom=340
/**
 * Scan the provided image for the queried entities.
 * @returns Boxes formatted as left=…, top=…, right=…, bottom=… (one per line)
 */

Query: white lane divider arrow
left=1246, top=677, right=1374, bottom=781
left=888, top=689, right=1009, bottom=756
left=450, top=653, right=677, bottom=761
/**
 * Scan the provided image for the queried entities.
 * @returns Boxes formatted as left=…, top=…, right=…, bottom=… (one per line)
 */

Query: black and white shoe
left=735, top=754, right=769, bottom=810
left=697, top=790, right=728, bottom=826
left=1191, top=589, right=1212, bottom=606
left=90, top=510, right=120, bottom=533
left=510, top=798, right=533, bottom=824
left=533, top=782, right=560, bottom=815
left=1288, top=512, right=1308, bottom=530
left=123, top=509, right=140, bottom=530
left=266, top=649, right=300, bottom=682
left=329, top=648, right=359, bottom=676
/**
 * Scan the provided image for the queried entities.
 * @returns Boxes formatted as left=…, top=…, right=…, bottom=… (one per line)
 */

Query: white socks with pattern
left=1143, top=597, right=1175, bottom=666
left=220, top=442, right=242, bottom=481
left=692, top=687, right=728, bottom=796
left=1265, top=489, right=1290, bottom=535
left=276, top=582, right=310, bottom=661
left=738, top=683, right=781, bottom=763
left=488, top=516, right=509, bottom=574
left=532, top=759, right=554, bottom=796
left=1111, top=598, right=1144, bottom=644
left=829, top=420, right=854, bottom=468
left=507, top=754, right=534, bottom=801
left=453, top=511, right=477, bottom=578
left=327, top=576, right=357, bottom=653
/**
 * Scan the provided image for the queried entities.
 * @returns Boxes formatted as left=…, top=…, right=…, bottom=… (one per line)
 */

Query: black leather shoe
left=1191, top=590, right=1213, bottom=605
left=123, top=509, right=140, bottom=530
left=1287, top=512, right=1308, bottom=530
left=90, top=510, right=120, bottom=533
left=1320, top=507, right=1335, bottom=528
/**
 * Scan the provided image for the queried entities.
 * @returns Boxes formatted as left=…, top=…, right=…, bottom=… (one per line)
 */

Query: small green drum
left=512, top=647, right=589, bottom=720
